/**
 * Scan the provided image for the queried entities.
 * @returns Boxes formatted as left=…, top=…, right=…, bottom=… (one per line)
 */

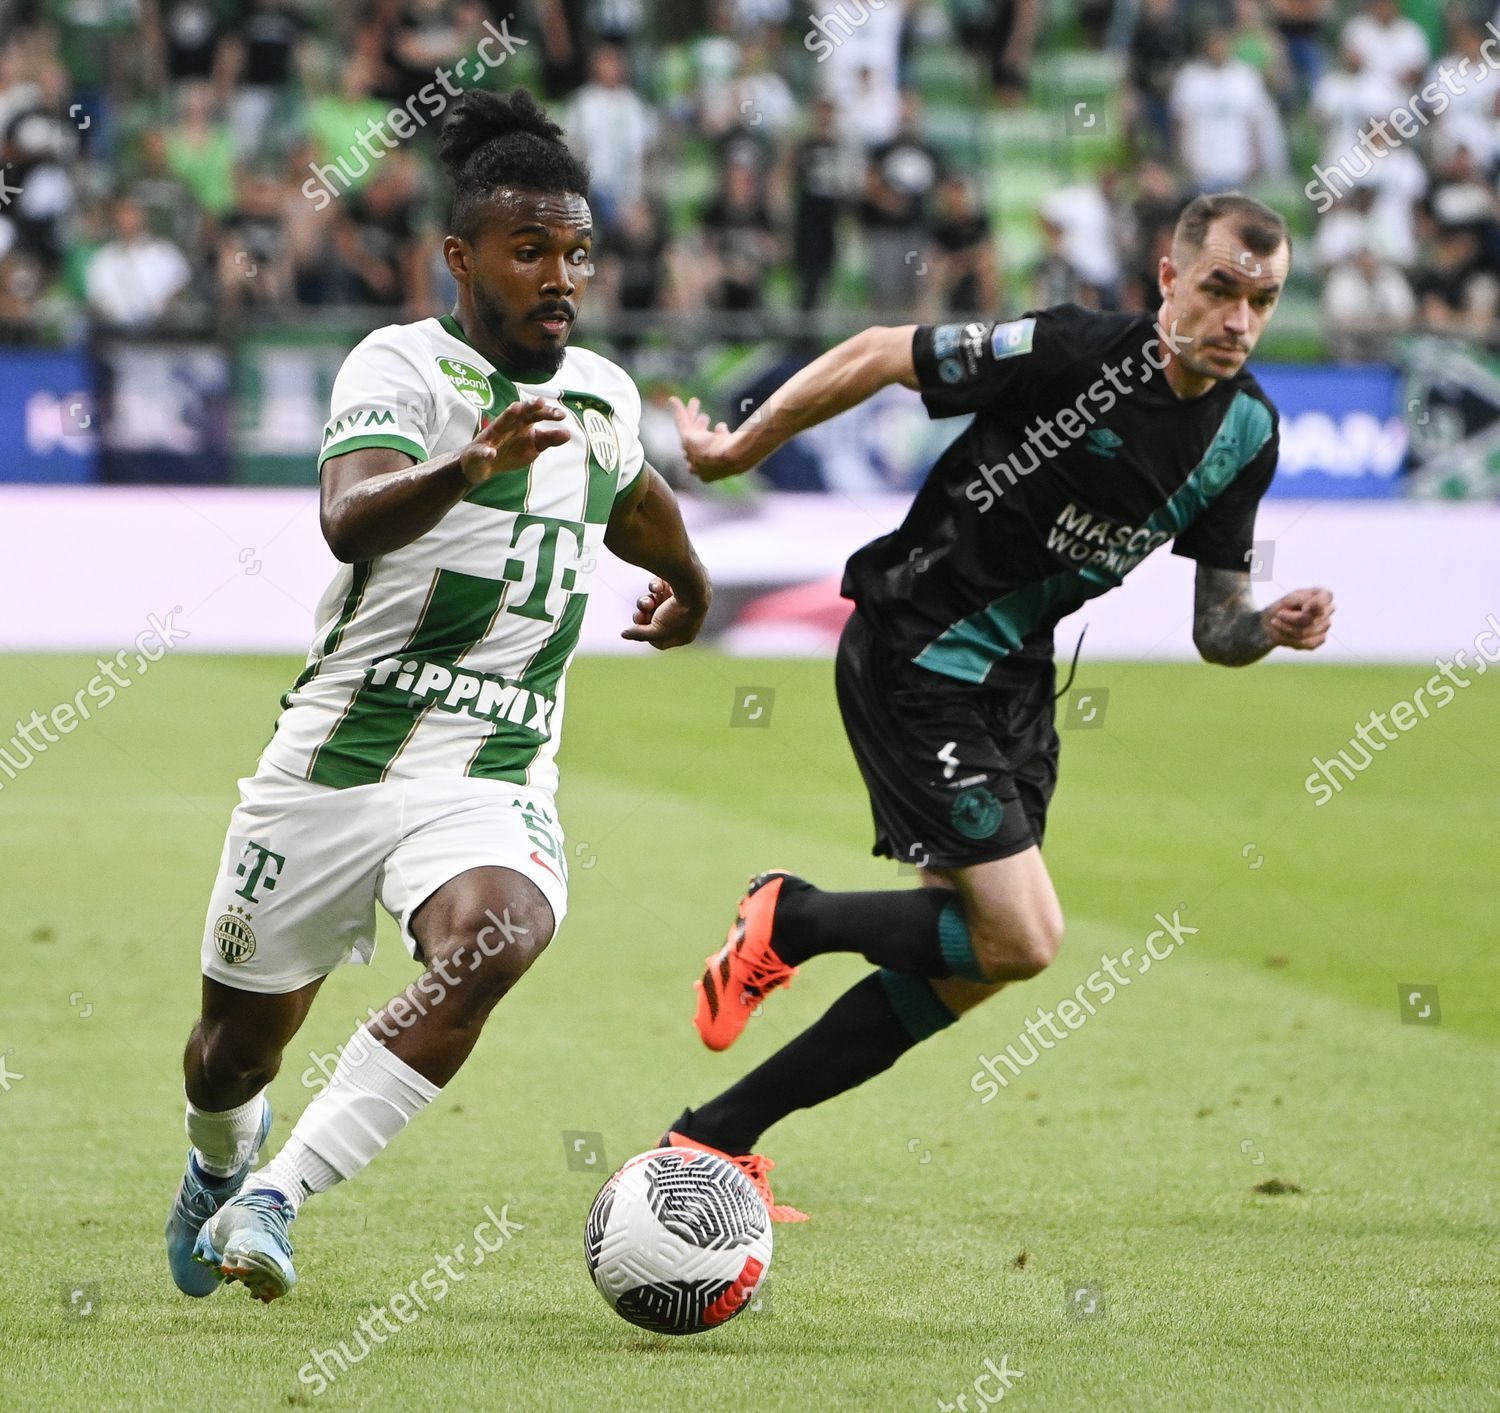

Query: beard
left=471, top=282, right=567, bottom=376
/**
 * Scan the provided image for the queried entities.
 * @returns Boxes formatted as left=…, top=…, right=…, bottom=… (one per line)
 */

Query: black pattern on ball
left=643, top=1152, right=766, bottom=1251
left=614, top=1276, right=740, bottom=1336
left=583, top=1177, right=616, bottom=1269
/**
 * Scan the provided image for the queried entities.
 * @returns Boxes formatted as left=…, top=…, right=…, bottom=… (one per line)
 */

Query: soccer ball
left=584, top=1146, right=772, bottom=1334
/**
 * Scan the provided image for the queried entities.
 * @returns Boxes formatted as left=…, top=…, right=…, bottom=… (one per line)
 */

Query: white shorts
left=199, top=762, right=569, bottom=994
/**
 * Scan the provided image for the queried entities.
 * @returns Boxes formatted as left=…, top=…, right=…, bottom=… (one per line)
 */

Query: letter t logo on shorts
left=233, top=839, right=287, bottom=903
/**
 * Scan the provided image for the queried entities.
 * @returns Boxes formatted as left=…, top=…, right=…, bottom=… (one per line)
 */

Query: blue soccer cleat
left=193, top=1187, right=298, bottom=1303
left=165, top=1101, right=272, bottom=1297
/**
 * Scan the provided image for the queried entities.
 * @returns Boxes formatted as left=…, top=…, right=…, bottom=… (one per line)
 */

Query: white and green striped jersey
left=262, top=314, right=645, bottom=793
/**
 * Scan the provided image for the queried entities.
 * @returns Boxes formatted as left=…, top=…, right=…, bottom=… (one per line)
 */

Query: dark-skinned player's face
left=449, top=188, right=593, bottom=375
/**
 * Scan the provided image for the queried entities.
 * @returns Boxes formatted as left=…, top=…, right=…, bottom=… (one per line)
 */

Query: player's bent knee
left=970, top=910, right=1064, bottom=982
left=195, top=1020, right=284, bottom=1091
left=426, top=889, right=557, bottom=1005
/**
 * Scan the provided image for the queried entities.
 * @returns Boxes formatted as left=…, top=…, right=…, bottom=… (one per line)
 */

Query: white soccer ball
left=584, top=1146, right=772, bottom=1334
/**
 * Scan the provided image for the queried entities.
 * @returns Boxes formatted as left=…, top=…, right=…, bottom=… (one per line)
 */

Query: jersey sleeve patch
left=319, top=329, right=436, bottom=470
left=990, top=318, right=1036, bottom=360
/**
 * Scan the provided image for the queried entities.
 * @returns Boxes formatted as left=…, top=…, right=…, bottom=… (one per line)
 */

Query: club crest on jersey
left=437, top=356, right=494, bottom=409
left=213, top=905, right=257, bottom=965
left=581, top=407, right=619, bottom=471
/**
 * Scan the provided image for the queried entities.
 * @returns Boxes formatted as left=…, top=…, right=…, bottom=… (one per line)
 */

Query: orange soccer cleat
left=660, top=1127, right=809, bottom=1224
left=694, top=871, right=801, bottom=1053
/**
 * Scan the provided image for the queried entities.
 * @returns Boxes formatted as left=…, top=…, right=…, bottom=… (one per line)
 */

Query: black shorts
left=834, top=608, right=1060, bottom=870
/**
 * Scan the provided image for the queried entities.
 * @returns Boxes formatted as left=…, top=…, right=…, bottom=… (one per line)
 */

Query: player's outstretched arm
left=1193, top=565, right=1336, bottom=666
left=320, top=398, right=571, bottom=562
left=605, top=464, right=712, bottom=651
left=669, top=324, right=920, bottom=483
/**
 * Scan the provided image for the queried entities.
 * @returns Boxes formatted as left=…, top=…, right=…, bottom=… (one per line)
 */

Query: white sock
left=185, top=1091, right=268, bottom=1178
left=245, top=1031, right=440, bottom=1213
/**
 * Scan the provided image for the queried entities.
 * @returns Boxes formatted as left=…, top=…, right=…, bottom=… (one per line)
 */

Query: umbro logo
left=1085, top=428, right=1123, bottom=458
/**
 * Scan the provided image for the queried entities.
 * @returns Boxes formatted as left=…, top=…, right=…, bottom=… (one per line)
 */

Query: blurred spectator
left=1039, top=182, right=1120, bottom=307
left=144, top=0, right=237, bottom=105
left=1415, top=218, right=1498, bottom=339
left=1118, top=160, right=1185, bottom=309
left=1170, top=28, right=1287, bottom=192
left=1340, top=0, right=1430, bottom=90
left=587, top=0, right=647, bottom=49
left=165, top=81, right=237, bottom=220
left=365, top=0, right=482, bottom=108
left=1311, top=40, right=1402, bottom=169
left=128, top=126, right=207, bottom=255
left=1323, top=243, right=1415, bottom=359
left=0, top=247, right=60, bottom=342
left=711, top=33, right=796, bottom=144
left=595, top=196, right=671, bottom=339
left=858, top=91, right=941, bottom=312
left=1032, top=211, right=1100, bottom=309
left=1314, top=183, right=1402, bottom=268
left=347, top=152, right=435, bottom=317
left=1229, top=0, right=1292, bottom=106
left=691, top=3, right=745, bottom=128
left=788, top=96, right=847, bottom=312
left=564, top=44, right=656, bottom=234
left=218, top=167, right=293, bottom=315
left=536, top=0, right=590, bottom=99
left=305, top=50, right=388, bottom=197
left=1, top=56, right=81, bottom=271
left=696, top=157, right=779, bottom=312
left=951, top=0, right=1042, bottom=103
left=223, top=0, right=310, bottom=159
left=1128, top=0, right=1190, bottom=157
left=833, top=63, right=904, bottom=150
left=818, top=0, right=906, bottom=143
left=85, top=193, right=193, bottom=329
left=1331, top=126, right=1426, bottom=266
left=926, top=174, right=1000, bottom=317
left=1269, top=0, right=1334, bottom=100
left=1425, top=145, right=1500, bottom=273
left=1425, top=18, right=1499, bottom=169
left=638, top=381, right=693, bottom=488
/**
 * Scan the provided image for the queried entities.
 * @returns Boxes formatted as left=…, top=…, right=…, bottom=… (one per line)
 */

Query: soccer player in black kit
left=657, top=193, right=1336, bottom=1221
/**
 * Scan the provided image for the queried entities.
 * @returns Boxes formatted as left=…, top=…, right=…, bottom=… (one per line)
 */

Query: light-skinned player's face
left=445, top=188, right=593, bottom=375
left=1158, top=219, right=1289, bottom=386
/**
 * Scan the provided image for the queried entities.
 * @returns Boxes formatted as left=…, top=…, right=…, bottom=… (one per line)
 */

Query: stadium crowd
left=0, top=0, right=1497, bottom=358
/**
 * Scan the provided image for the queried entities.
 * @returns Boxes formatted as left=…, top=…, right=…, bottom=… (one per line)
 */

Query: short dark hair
left=1173, top=192, right=1290, bottom=265
left=437, top=88, right=590, bottom=240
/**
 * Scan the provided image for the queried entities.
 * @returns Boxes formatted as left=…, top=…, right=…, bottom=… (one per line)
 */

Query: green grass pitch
left=0, top=650, right=1495, bottom=1410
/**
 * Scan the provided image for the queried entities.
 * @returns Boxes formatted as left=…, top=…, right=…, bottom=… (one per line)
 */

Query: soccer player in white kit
left=164, top=89, right=712, bottom=1302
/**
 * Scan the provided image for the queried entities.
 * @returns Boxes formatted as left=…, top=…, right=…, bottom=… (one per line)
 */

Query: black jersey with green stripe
left=263, top=315, right=646, bottom=792
left=840, top=305, right=1279, bottom=685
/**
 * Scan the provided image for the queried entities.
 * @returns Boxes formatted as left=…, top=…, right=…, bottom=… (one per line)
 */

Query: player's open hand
left=669, top=396, right=745, bottom=483
left=460, top=397, right=571, bottom=485
left=1265, top=587, right=1335, bottom=651
left=622, top=577, right=707, bottom=651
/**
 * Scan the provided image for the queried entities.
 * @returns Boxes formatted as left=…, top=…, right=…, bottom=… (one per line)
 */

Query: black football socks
left=770, top=877, right=987, bottom=981
left=673, top=970, right=957, bottom=1155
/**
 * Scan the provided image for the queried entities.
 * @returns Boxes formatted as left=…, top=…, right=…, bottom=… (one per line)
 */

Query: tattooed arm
left=1193, top=565, right=1336, bottom=666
